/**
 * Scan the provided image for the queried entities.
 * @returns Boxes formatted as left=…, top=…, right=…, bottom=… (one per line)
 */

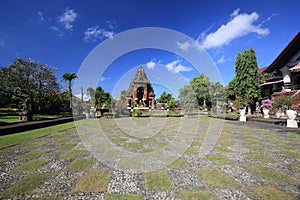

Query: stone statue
left=20, top=98, right=32, bottom=121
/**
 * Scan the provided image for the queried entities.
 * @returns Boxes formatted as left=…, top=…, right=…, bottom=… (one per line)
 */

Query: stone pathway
left=0, top=117, right=299, bottom=199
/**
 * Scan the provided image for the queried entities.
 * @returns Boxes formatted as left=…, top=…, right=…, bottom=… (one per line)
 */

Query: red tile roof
left=258, top=66, right=268, bottom=74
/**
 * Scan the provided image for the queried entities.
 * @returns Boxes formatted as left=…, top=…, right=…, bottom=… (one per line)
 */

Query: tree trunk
left=69, top=81, right=72, bottom=110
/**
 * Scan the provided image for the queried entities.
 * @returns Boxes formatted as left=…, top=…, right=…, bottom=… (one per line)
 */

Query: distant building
left=259, top=32, right=300, bottom=98
left=126, top=66, right=156, bottom=108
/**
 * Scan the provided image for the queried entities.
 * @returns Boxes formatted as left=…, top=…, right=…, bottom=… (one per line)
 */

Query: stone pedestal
left=286, top=110, right=298, bottom=128
left=239, top=116, right=246, bottom=122
left=287, top=119, right=298, bottom=128
left=263, top=108, right=270, bottom=118
left=239, top=108, right=246, bottom=122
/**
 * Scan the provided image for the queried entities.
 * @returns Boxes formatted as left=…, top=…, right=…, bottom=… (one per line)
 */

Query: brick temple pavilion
left=126, top=66, right=155, bottom=108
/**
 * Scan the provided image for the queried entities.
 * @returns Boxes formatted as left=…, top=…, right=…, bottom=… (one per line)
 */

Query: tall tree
left=0, top=58, right=59, bottom=112
left=226, top=76, right=237, bottom=100
left=118, top=90, right=127, bottom=102
left=190, top=73, right=210, bottom=107
left=88, top=86, right=112, bottom=109
left=62, top=72, right=77, bottom=109
left=87, top=87, right=95, bottom=104
left=179, top=73, right=225, bottom=109
left=235, top=48, right=260, bottom=101
left=157, top=91, right=173, bottom=103
left=179, top=84, right=197, bottom=106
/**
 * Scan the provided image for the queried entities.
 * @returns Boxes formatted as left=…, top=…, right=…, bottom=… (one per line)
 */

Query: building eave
left=265, top=31, right=300, bottom=73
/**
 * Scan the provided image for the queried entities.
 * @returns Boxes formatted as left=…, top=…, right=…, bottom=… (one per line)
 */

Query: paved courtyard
left=0, top=117, right=300, bottom=199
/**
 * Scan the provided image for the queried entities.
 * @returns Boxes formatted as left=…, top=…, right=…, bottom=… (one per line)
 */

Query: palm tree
left=62, top=72, right=78, bottom=110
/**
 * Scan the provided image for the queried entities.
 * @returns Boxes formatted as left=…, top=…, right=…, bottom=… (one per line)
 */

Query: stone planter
left=239, top=108, right=246, bottom=122
left=286, top=110, right=298, bottom=128
left=262, top=108, right=270, bottom=118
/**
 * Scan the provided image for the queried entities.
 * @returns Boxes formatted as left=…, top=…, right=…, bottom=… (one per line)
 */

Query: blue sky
left=0, top=0, right=299, bottom=99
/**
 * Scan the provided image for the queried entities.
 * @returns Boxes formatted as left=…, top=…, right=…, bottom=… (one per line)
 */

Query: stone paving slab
left=0, top=118, right=299, bottom=199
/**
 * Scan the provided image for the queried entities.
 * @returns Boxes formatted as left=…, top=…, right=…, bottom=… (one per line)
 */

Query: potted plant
left=272, top=96, right=284, bottom=118
left=260, top=98, right=272, bottom=118
left=233, top=97, right=249, bottom=121
left=282, top=95, right=298, bottom=128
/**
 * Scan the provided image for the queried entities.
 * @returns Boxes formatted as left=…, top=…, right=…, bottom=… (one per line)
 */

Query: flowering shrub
left=260, top=99, right=272, bottom=109
left=232, top=97, right=250, bottom=109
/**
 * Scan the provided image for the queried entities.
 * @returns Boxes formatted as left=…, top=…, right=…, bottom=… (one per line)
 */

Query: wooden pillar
left=133, top=88, right=137, bottom=104
left=152, top=97, right=155, bottom=107
left=143, top=87, right=147, bottom=99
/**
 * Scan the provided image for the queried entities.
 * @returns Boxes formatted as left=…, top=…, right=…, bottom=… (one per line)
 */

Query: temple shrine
left=126, top=66, right=155, bottom=108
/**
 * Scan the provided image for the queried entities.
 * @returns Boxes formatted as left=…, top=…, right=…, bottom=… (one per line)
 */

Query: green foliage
left=62, top=72, right=77, bottom=82
left=179, top=73, right=225, bottom=109
left=226, top=76, right=236, bottom=100
left=235, top=48, right=260, bottom=100
left=259, top=72, right=275, bottom=84
left=62, top=72, right=77, bottom=110
left=179, top=84, right=198, bottom=109
left=118, top=90, right=127, bottom=102
left=232, top=97, right=250, bottom=109
left=0, top=58, right=59, bottom=112
left=87, top=86, right=112, bottom=109
left=168, top=113, right=183, bottom=117
left=157, top=91, right=173, bottom=103
left=168, top=98, right=177, bottom=109
left=190, top=73, right=210, bottom=107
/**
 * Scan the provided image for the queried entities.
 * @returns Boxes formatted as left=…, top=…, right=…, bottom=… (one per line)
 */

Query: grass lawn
left=0, top=117, right=299, bottom=199
left=74, top=170, right=111, bottom=192
left=0, top=119, right=89, bottom=149
left=179, top=190, right=217, bottom=200
left=105, top=194, right=143, bottom=200
left=66, top=158, right=94, bottom=171
left=60, top=150, right=84, bottom=159
left=18, top=149, right=48, bottom=160
left=1, top=173, right=53, bottom=196
left=144, top=170, right=173, bottom=190
left=248, top=165, right=293, bottom=182
left=12, top=159, right=50, bottom=172
left=168, top=157, right=189, bottom=168
left=198, top=168, right=236, bottom=186
left=246, top=153, right=276, bottom=163
left=250, top=186, right=295, bottom=200
left=0, top=114, right=70, bottom=124
left=0, top=115, right=20, bottom=123
left=206, top=154, right=235, bottom=165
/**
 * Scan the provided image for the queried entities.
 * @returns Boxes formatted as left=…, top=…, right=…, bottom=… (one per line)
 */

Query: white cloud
left=201, top=9, right=270, bottom=49
left=177, top=41, right=192, bottom=51
left=0, top=38, right=5, bottom=46
left=50, top=26, right=64, bottom=37
left=165, top=60, right=192, bottom=74
left=230, top=8, right=240, bottom=17
left=174, top=64, right=192, bottom=73
left=146, top=60, right=156, bottom=69
left=217, top=55, right=226, bottom=64
left=176, top=40, right=204, bottom=52
left=83, top=25, right=115, bottom=42
left=50, top=26, right=59, bottom=31
left=37, top=11, right=44, bottom=20
left=58, top=8, right=77, bottom=30
left=74, top=93, right=90, bottom=101
left=99, top=76, right=111, bottom=82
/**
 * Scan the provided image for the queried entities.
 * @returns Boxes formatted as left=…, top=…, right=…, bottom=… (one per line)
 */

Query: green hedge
left=133, top=114, right=150, bottom=117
